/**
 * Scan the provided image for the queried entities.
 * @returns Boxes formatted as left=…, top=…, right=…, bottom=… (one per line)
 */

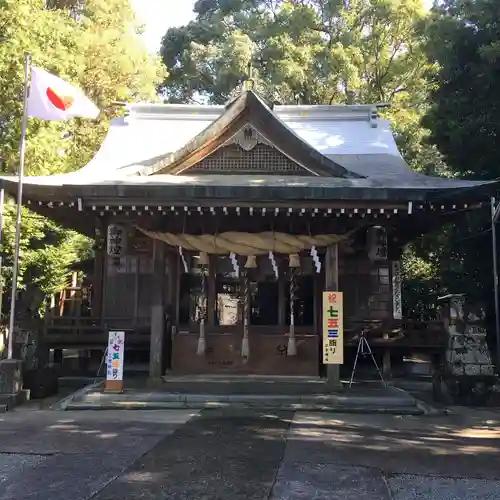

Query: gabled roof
left=63, top=97, right=410, bottom=180
left=140, top=90, right=361, bottom=178
left=0, top=90, right=498, bottom=216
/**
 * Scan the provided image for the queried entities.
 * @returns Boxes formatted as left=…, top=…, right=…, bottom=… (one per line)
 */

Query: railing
left=343, top=319, right=447, bottom=348
left=44, top=316, right=150, bottom=349
left=44, top=315, right=447, bottom=351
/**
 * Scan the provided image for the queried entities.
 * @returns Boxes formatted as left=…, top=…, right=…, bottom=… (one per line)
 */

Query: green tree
left=159, top=0, right=471, bottom=319
left=160, top=0, right=444, bottom=175
left=416, top=0, right=500, bottom=330
left=423, top=0, right=500, bottom=180
left=0, top=0, right=165, bottom=304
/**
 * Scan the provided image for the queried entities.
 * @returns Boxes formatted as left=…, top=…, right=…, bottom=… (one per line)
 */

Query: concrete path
left=2, top=406, right=500, bottom=499
left=0, top=409, right=198, bottom=500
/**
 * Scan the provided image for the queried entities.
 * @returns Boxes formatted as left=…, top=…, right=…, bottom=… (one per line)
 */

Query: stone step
left=77, top=391, right=418, bottom=407
left=64, top=399, right=425, bottom=415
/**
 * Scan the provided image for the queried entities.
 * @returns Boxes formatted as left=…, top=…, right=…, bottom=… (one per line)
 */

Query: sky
left=131, top=0, right=196, bottom=53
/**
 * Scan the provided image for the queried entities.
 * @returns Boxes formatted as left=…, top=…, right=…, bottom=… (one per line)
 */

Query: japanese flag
left=27, top=66, right=99, bottom=120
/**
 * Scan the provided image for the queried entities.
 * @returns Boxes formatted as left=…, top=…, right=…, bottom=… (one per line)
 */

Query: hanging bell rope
left=288, top=254, right=300, bottom=356
left=241, top=269, right=250, bottom=359
left=196, top=256, right=208, bottom=356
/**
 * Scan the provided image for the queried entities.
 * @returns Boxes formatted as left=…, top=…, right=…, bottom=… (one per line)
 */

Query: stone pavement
left=2, top=406, right=500, bottom=499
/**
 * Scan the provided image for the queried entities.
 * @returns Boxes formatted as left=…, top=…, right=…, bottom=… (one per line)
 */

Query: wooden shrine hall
left=1, top=84, right=497, bottom=379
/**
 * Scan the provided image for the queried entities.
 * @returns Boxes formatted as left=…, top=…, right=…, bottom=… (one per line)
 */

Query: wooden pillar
left=325, top=244, right=342, bottom=390
left=207, top=256, right=216, bottom=326
left=278, top=269, right=286, bottom=327
left=149, top=239, right=165, bottom=379
left=93, top=246, right=105, bottom=320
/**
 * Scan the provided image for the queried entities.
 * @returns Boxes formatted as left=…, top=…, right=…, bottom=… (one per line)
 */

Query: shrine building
left=1, top=86, right=496, bottom=379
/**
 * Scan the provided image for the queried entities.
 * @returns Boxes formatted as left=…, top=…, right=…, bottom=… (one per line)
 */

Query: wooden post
left=149, top=239, right=165, bottom=379
left=278, top=268, right=286, bottom=327
left=93, top=245, right=105, bottom=320
left=325, top=244, right=342, bottom=390
left=207, top=256, right=216, bottom=326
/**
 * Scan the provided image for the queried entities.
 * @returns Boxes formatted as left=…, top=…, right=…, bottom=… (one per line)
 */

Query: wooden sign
left=367, top=226, right=388, bottom=261
left=107, top=224, right=127, bottom=257
left=322, top=292, right=344, bottom=364
left=105, top=331, right=125, bottom=393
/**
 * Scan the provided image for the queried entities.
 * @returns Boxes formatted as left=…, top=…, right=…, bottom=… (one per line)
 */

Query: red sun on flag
left=46, top=87, right=75, bottom=111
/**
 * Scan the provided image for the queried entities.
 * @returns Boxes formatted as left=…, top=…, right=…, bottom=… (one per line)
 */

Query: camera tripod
left=348, top=329, right=387, bottom=388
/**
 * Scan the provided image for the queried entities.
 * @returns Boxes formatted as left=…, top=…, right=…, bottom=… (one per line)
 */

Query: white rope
left=268, top=251, right=279, bottom=279
left=179, top=246, right=188, bottom=273
left=230, top=252, right=240, bottom=277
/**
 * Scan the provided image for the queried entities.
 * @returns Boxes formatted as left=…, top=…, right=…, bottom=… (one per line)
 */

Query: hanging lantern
left=244, top=255, right=258, bottom=269
left=289, top=253, right=301, bottom=268
left=367, top=226, right=388, bottom=261
left=106, top=224, right=127, bottom=257
left=197, top=252, right=209, bottom=266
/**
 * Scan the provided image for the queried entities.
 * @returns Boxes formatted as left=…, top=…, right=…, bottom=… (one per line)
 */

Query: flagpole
left=7, top=52, right=31, bottom=360
left=0, top=187, right=5, bottom=322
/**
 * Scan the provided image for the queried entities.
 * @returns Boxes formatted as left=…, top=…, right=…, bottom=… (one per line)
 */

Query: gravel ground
left=388, top=474, right=500, bottom=500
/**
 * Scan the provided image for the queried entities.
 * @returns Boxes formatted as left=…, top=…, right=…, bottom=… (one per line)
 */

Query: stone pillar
left=149, top=239, right=165, bottom=379
left=0, top=359, right=23, bottom=396
left=325, top=244, right=342, bottom=390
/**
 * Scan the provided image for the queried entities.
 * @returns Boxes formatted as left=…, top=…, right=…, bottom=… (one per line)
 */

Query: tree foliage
left=407, top=0, right=500, bottom=330
left=423, top=0, right=500, bottom=180
left=161, top=0, right=432, bottom=106
left=0, top=0, right=164, bottom=302
left=160, top=0, right=445, bottom=176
